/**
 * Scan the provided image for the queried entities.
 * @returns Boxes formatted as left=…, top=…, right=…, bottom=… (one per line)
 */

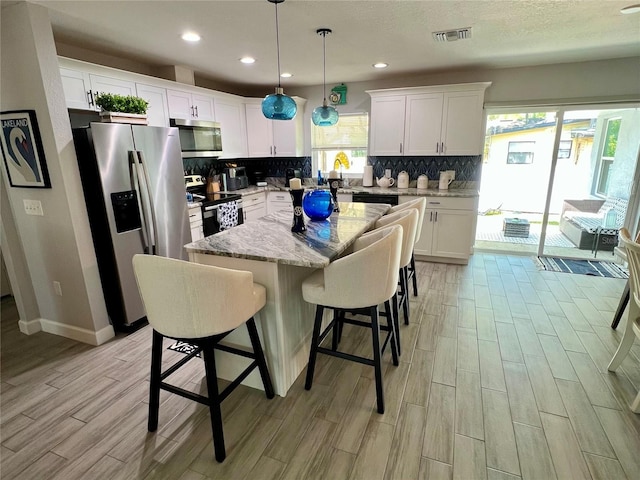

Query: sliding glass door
left=541, top=107, right=640, bottom=259
left=476, top=105, right=640, bottom=259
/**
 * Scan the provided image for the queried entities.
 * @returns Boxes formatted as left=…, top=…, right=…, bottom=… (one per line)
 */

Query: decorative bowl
left=302, top=189, right=334, bottom=221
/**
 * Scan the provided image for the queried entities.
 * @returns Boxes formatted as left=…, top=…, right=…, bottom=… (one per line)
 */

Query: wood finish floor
left=1, top=253, right=639, bottom=480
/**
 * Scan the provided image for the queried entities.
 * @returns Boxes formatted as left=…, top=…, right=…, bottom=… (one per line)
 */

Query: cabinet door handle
left=87, top=90, right=94, bottom=107
left=441, top=142, right=445, bottom=153
left=435, top=211, right=438, bottom=222
left=270, top=146, right=273, bottom=155
left=195, top=106, right=199, bottom=117
left=190, top=106, right=194, bottom=117
left=400, top=143, right=403, bottom=154
left=436, top=142, right=439, bottom=153
left=273, top=145, right=277, bottom=155
left=430, top=211, right=433, bottom=222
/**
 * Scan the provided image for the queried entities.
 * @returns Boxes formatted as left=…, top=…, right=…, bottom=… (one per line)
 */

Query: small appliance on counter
left=221, top=165, right=249, bottom=191
left=285, top=168, right=302, bottom=188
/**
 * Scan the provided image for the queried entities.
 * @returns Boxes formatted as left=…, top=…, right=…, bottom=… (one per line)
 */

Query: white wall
left=288, top=57, right=640, bottom=153
left=0, top=2, right=113, bottom=344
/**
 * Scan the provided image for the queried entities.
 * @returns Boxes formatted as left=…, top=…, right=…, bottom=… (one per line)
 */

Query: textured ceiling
left=27, top=0, right=640, bottom=89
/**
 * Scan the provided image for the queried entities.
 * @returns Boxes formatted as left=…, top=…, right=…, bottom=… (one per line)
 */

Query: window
left=558, top=140, right=572, bottom=159
left=311, top=113, right=368, bottom=175
left=507, top=141, right=534, bottom=164
left=596, top=117, right=621, bottom=196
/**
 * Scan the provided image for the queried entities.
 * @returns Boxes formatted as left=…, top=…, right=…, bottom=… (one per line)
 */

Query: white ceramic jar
left=397, top=171, right=409, bottom=189
left=417, top=174, right=429, bottom=189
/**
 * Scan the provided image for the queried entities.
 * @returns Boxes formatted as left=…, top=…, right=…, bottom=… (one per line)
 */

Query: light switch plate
left=23, top=199, right=43, bottom=216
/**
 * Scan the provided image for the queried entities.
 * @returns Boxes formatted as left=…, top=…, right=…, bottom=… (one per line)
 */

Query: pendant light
left=262, top=0, right=297, bottom=120
left=312, top=28, right=339, bottom=126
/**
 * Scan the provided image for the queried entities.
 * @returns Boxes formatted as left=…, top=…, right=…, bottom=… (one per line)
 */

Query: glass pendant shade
left=262, top=87, right=297, bottom=120
left=312, top=27, right=339, bottom=127
left=312, top=103, right=339, bottom=126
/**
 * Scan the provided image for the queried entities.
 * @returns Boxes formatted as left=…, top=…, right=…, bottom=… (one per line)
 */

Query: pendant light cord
left=275, top=1, right=282, bottom=88
left=322, top=31, right=327, bottom=102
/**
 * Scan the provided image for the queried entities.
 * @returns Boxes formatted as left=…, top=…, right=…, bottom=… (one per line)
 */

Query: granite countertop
left=184, top=203, right=390, bottom=268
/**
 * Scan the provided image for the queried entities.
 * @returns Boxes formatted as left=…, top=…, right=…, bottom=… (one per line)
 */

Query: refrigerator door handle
left=136, top=150, right=159, bottom=255
left=129, top=151, right=153, bottom=254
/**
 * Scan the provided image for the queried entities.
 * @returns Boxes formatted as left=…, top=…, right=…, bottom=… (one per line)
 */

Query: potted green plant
left=94, top=93, right=149, bottom=124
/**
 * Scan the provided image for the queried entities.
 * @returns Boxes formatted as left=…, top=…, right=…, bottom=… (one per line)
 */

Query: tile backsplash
left=183, top=155, right=480, bottom=184
left=368, top=155, right=482, bottom=182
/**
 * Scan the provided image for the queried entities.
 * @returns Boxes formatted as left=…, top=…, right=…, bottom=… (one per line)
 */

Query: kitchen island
left=184, top=202, right=390, bottom=396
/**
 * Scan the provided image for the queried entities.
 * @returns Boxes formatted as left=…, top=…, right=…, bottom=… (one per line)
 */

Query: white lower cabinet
left=400, top=196, right=477, bottom=262
left=188, top=207, right=204, bottom=241
left=242, top=192, right=267, bottom=221
left=267, top=191, right=293, bottom=215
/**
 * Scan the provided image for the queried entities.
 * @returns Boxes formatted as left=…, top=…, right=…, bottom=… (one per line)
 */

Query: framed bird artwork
left=1, top=110, right=51, bottom=188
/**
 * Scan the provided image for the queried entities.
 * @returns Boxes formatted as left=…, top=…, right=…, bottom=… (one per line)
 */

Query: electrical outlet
left=23, top=199, right=44, bottom=216
left=53, top=281, right=62, bottom=296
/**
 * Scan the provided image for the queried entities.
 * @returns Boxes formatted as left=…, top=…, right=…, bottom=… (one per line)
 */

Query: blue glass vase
left=302, top=189, right=334, bottom=221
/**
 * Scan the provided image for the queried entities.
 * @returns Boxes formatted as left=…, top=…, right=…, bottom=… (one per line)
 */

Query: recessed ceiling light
left=621, top=3, right=640, bottom=14
left=373, top=63, right=388, bottom=69
left=181, top=32, right=201, bottom=42
left=240, top=57, right=256, bottom=64
left=280, top=72, right=293, bottom=78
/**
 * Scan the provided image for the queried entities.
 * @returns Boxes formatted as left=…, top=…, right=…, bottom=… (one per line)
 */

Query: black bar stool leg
left=410, top=253, right=418, bottom=297
left=385, top=299, right=399, bottom=365
left=611, top=281, right=630, bottom=329
left=401, top=267, right=410, bottom=325
left=332, top=308, right=340, bottom=351
left=305, top=305, right=324, bottom=390
left=370, top=306, right=385, bottom=414
left=202, top=339, right=226, bottom=463
left=246, top=317, right=275, bottom=398
left=148, top=329, right=163, bottom=432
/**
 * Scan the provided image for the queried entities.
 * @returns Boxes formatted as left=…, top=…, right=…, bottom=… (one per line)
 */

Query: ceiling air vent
left=433, top=27, right=472, bottom=42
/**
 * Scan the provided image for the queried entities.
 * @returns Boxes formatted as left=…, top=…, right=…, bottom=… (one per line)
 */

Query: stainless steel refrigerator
left=73, top=123, right=190, bottom=331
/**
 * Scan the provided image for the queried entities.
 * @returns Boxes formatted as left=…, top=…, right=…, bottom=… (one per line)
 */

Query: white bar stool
left=375, top=208, right=420, bottom=330
left=607, top=228, right=640, bottom=413
left=302, top=225, right=403, bottom=414
left=132, top=254, right=274, bottom=462
left=388, top=197, right=427, bottom=297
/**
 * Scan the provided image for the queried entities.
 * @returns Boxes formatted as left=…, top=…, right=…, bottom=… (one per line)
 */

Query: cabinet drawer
left=423, top=197, right=476, bottom=211
left=243, top=192, right=266, bottom=207
left=268, top=192, right=290, bottom=202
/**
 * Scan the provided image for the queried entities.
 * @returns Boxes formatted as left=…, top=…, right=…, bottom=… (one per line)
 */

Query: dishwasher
left=352, top=192, right=399, bottom=206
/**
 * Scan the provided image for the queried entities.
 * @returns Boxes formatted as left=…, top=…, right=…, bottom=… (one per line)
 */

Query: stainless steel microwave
left=170, top=118, right=222, bottom=158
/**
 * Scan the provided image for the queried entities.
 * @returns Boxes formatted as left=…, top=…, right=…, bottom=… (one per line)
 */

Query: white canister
left=417, top=174, right=429, bottom=189
left=397, top=171, right=409, bottom=189
left=363, top=165, right=373, bottom=187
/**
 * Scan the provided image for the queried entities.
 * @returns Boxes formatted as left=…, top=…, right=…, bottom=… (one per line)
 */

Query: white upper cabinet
left=368, top=83, right=491, bottom=156
left=135, top=83, right=169, bottom=127
left=368, top=95, right=406, bottom=155
left=59, top=68, right=136, bottom=111
left=167, top=89, right=215, bottom=121
left=215, top=96, right=248, bottom=158
left=60, top=68, right=93, bottom=110
left=244, top=97, right=306, bottom=157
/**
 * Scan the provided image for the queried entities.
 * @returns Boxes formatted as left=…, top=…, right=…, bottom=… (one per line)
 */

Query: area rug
left=534, top=256, right=628, bottom=278
left=167, top=341, right=200, bottom=357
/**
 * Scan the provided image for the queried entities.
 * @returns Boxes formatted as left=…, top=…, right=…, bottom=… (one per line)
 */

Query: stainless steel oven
left=202, top=194, right=244, bottom=236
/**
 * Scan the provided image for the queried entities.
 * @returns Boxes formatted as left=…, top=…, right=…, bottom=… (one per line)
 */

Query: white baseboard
left=19, top=318, right=115, bottom=346
left=18, top=318, right=43, bottom=335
